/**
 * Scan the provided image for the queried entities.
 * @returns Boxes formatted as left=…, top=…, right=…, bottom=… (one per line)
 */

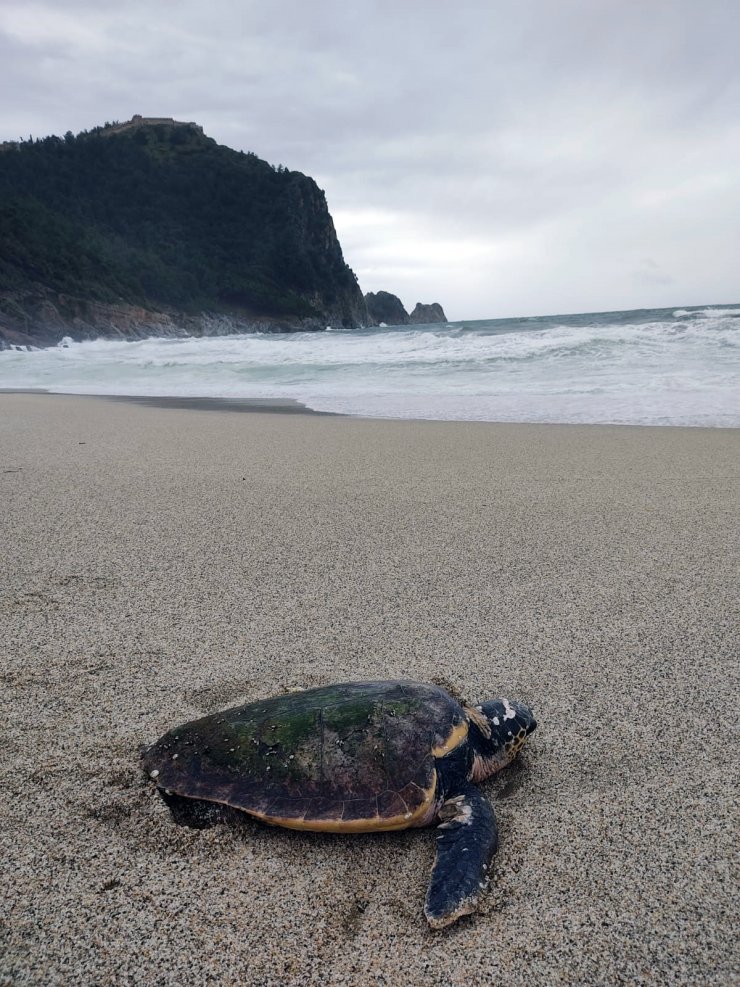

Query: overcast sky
left=1, top=0, right=738, bottom=319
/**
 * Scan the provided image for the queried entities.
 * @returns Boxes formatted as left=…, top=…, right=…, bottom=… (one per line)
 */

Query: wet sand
left=1, top=392, right=738, bottom=986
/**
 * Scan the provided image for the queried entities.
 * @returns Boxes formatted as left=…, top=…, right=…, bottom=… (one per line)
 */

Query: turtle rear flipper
left=424, top=785, right=498, bottom=930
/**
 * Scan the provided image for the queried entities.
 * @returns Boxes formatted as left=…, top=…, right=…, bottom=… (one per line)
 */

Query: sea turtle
left=141, top=680, right=536, bottom=928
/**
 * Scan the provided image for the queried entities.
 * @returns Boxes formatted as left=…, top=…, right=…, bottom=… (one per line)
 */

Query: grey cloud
left=1, top=0, right=739, bottom=316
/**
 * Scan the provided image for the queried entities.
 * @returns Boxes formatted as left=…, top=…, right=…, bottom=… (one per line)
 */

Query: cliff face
left=364, top=291, right=409, bottom=325
left=0, top=117, right=369, bottom=348
left=409, top=302, right=447, bottom=324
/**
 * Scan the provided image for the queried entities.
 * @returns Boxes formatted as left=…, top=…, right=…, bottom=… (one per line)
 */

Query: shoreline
left=2, top=392, right=738, bottom=986
left=1, top=388, right=738, bottom=429
left=0, top=388, right=329, bottom=416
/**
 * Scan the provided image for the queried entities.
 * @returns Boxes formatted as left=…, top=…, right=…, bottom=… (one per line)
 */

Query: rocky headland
left=0, top=117, right=370, bottom=349
left=0, top=116, right=450, bottom=349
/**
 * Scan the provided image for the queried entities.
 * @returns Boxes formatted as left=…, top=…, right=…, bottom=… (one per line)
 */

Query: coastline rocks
left=364, top=291, right=409, bottom=326
left=364, top=293, right=450, bottom=328
left=409, top=302, right=447, bottom=324
left=0, top=290, right=338, bottom=350
left=0, top=291, right=451, bottom=350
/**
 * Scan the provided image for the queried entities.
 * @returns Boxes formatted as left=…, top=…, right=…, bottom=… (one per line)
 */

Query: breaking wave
left=2, top=303, right=739, bottom=426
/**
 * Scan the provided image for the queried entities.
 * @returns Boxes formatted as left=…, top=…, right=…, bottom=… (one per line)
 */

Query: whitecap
left=2, top=306, right=738, bottom=426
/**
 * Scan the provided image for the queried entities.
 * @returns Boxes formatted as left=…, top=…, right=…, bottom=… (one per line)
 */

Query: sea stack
left=364, top=291, right=410, bottom=325
left=409, top=302, right=447, bottom=324
left=364, top=293, right=449, bottom=327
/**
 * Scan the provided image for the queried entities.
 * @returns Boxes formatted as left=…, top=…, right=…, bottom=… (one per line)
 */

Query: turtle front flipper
left=424, top=784, right=498, bottom=930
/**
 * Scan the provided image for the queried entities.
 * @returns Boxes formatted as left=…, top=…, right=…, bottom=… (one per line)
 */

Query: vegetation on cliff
left=0, top=118, right=366, bottom=340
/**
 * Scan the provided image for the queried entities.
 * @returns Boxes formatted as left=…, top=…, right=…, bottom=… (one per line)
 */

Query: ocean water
left=1, top=304, right=739, bottom=426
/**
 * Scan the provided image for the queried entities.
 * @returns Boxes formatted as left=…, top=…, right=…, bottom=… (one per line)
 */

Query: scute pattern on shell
left=142, top=681, right=465, bottom=826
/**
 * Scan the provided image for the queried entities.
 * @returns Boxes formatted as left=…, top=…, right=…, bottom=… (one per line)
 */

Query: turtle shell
left=142, top=680, right=468, bottom=832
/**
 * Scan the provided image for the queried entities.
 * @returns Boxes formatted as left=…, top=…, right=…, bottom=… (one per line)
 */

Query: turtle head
left=466, top=698, right=537, bottom=781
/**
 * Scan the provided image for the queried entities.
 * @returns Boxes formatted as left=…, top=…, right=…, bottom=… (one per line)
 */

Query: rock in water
left=409, top=302, right=447, bottom=324
left=364, top=291, right=409, bottom=326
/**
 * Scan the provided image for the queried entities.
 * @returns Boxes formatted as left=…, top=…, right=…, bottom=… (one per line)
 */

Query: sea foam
left=1, top=304, right=738, bottom=426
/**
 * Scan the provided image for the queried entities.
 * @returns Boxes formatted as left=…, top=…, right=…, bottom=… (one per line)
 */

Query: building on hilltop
left=102, top=115, right=203, bottom=136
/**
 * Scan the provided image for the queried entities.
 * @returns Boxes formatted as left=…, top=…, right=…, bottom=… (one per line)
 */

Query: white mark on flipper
left=149, top=769, right=159, bottom=779
left=502, top=698, right=516, bottom=721
left=492, top=717, right=500, bottom=726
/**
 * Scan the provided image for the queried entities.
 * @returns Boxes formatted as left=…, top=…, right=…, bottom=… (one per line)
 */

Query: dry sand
left=1, top=392, right=738, bottom=986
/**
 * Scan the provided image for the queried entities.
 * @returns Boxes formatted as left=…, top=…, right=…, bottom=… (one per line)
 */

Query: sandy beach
left=1, top=392, right=738, bottom=986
